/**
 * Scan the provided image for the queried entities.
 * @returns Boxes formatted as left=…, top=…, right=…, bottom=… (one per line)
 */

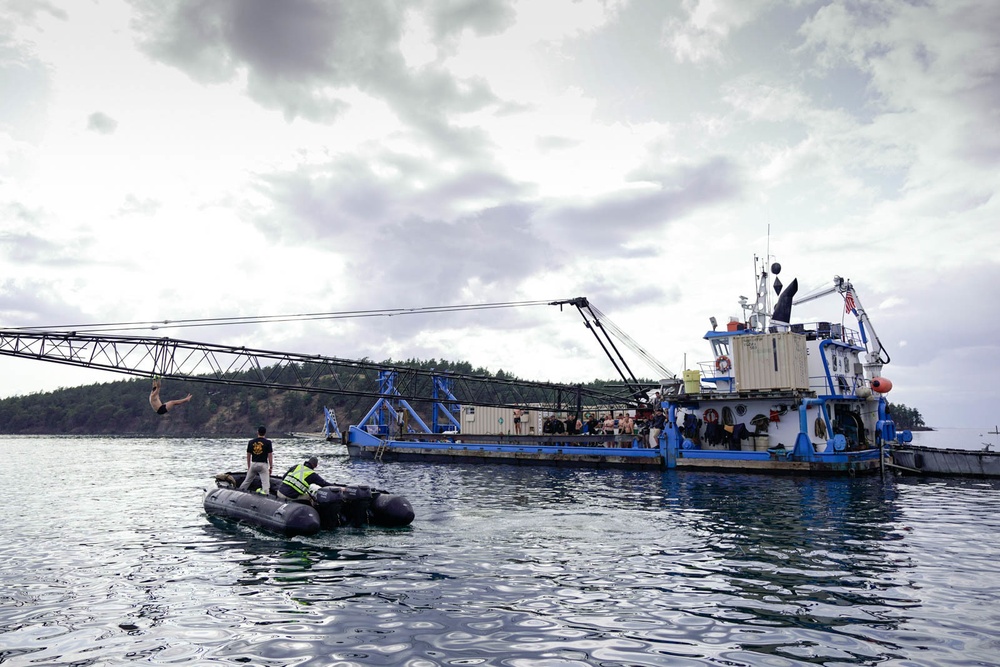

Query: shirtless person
left=149, top=379, right=192, bottom=415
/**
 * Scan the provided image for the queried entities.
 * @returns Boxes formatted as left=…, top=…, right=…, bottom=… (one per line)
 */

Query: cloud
left=799, top=0, right=1000, bottom=168
left=663, top=0, right=773, bottom=64
left=541, top=155, right=745, bottom=248
left=0, top=278, right=91, bottom=326
left=423, top=0, right=517, bottom=52
left=86, top=111, right=118, bottom=134
left=1, top=0, right=67, bottom=23
left=131, top=0, right=508, bottom=155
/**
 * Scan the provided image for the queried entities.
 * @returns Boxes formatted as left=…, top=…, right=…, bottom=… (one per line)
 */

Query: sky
left=1, top=0, right=998, bottom=428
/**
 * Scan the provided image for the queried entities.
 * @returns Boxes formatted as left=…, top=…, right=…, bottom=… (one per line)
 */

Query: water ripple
left=2, top=437, right=1000, bottom=665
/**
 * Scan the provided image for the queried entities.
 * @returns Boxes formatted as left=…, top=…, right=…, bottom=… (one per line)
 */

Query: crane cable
left=5, top=299, right=558, bottom=335
left=587, top=304, right=676, bottom=380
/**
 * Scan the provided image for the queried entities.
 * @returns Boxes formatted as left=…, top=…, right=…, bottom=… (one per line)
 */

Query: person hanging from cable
left=149, top=378, right=192, bottom=415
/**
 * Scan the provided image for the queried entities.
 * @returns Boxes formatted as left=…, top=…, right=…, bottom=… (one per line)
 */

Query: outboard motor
left=340, top=485, right=373, bottom=527
left=313, top=485, right=347, bottom=529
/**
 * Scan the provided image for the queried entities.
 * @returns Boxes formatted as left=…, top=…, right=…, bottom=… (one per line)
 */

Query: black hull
left=205, top=471, right=414, bottom=536
left=205, top=487, right=321, bottom=536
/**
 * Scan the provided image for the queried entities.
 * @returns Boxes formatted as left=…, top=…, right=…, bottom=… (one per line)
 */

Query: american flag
left=844, top=290, right=857, bottom=313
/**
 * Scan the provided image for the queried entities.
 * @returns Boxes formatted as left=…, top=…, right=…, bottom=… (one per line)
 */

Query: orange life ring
left=703, top=408, right=719, bottom=424
left=715, top=355, right=732, bottom=373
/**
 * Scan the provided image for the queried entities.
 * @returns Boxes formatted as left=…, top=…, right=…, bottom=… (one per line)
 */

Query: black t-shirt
left=247, top=436, right=273, bottom=463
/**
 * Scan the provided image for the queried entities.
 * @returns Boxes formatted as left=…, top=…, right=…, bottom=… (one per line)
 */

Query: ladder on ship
left=323, top=406, right=341, bottom=439
left=373, top=438, right=390, bottom=462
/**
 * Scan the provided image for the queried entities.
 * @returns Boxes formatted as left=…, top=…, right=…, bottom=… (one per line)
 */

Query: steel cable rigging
left=5, top=299, right=558, bottom=335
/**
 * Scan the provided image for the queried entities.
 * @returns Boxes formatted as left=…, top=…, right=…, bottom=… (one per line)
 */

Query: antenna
left=766, top=223, right=771, bottom=320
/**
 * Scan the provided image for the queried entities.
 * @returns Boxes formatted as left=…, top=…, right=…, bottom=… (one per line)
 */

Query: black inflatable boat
left=204, top=471, right=415, bottom=536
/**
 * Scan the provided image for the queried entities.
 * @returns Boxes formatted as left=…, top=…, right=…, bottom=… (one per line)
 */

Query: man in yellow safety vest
left=277, top=457, right=331, bottom=501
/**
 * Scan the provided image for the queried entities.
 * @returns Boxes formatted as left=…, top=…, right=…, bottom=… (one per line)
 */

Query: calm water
left=2, top=436, right=999, bottom=666
left=911, top=426, right=999, bottom=452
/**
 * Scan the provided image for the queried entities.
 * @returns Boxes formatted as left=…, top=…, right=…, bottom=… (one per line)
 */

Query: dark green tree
left=887, top=402, right=926, bottom=429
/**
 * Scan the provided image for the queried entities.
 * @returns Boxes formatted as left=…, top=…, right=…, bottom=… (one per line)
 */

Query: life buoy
left=715, top=355, right=732, bottom=373
left=703, top=408, right=719, bottom=424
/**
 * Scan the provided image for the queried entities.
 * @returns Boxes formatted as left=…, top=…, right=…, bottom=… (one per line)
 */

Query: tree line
left=887, top=402, right=926, bottom=430
left=0, top=358, right=623, bottom=437
left=0, top=358, right=927, bottom=436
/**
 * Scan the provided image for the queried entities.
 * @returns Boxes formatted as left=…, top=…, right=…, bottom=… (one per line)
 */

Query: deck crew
left=239, top=425, right=274, bottom=494
left=648, top=408, right=665, bottom=448
left=277, top=456, right=332, bottom=501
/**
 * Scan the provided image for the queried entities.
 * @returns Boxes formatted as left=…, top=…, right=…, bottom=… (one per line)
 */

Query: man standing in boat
left=239, top=425, right=273, bottom=495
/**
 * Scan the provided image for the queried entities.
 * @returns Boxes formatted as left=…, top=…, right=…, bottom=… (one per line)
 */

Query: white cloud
left=0, top=0, right=997, bottom=431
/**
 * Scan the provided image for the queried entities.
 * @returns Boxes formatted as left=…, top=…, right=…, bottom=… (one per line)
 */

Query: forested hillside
left=0, top=358, right=581, bottom=437
left=0, top=358, right=927, bottom=436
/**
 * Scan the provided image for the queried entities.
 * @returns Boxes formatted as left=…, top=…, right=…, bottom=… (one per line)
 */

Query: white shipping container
left=733, top=332, right=809, bottom=391
left=459, top=406, right=539, bottom=435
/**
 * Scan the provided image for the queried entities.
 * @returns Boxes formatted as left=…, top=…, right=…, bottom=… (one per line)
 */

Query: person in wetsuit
left=148, top=379, right=192, bottom=415
left=277, top=457, right=332, bottom=501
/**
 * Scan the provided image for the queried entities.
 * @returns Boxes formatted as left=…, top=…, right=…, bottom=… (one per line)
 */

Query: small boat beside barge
left=204, top=471, right=414, bottom=536
left=889, top=444, right=1000, bottom=478
left=347, top=259, right=911, bottom=475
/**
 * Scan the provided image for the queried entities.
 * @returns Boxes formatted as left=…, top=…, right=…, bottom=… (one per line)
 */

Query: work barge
left=346, top=260, right=908, bottom=476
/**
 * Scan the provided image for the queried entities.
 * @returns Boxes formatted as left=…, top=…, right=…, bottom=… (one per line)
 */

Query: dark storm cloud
left=542, top=155, right=745, bottom=247
left=86, top=111, right=118, bottom=134
left=131, top=0, right=505, bottom=153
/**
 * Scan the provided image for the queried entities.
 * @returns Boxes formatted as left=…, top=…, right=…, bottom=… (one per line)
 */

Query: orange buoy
left=871, top=377, right=893, bottom=393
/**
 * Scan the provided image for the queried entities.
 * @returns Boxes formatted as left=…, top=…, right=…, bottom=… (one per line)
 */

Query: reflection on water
left=2, top=436, right=999, bottom=666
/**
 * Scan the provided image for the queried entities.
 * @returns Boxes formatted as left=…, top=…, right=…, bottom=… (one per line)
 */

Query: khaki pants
left=648, top=428, right=662, bottom=449
left=239, top=461, right=271, bottom=494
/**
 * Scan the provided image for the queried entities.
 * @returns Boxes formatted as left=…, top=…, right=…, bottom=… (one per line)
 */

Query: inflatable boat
left=204, top=471, right=414, bottom=536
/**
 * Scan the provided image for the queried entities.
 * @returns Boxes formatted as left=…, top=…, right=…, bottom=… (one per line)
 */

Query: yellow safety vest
left=282, top=464, right=313, bottom=496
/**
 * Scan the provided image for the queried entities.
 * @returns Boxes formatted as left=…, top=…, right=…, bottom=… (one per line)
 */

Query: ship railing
left=770, top=320, right=863, bottom=346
